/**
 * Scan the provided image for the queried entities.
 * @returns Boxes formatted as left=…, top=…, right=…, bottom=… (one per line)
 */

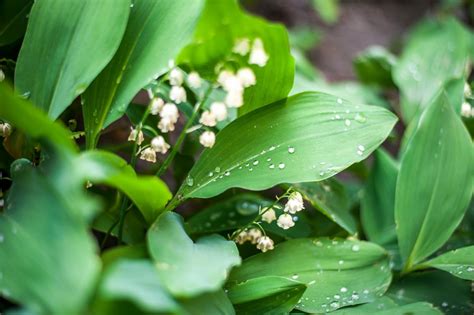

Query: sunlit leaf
left=228, top=238, right=392, bottom=313
left=15, top=0, right=130, bottom=118
left=395, top=92, right=473, bottom=268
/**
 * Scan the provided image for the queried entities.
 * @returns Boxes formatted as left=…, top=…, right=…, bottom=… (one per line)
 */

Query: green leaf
left=361, top=149, right=399, bottom=246
left=15, top=0, right=130, bottom=119
left=180, top=291, right=235, bottom=315
left=82, top=0, right=204, bottom=148
left=185, top=194, right=313, bottom=239
left=395, top=92, right=473, bottom=268
left=353, top=46, right=397, bottom=88
left=78, top=150, right=172, bottom=225
left=292, top=179, right=357, bottom=234
left=178, top=0, right=294, bottom=116
left=0, top=83, right=76, bottom=152
left=101, top=245, right=148, bottom=269
left=0, top=148, right=100, bottom=314
left=147, top=212, right=241, bottom=297
left=419, top=246, right=474, bottom=280
left=0, top=0, right=32, bottom=46
left=95, top=260, right=178, bottom=314
left=387, top=271, right=473, bottom=315
left=229, top=276, right=305, bottom=315
left=228, top=238, right=392, bottom=313
left=392, top=18, right=471, bottom=122
left=333, top=300, right=442, bottom=315
left=176, top=92, right=397, bottom=200
left=311, top=0, right=340, bottom=24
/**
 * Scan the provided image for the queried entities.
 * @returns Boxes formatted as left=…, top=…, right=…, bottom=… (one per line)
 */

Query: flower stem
left=155, top=85, right=213, bottom=178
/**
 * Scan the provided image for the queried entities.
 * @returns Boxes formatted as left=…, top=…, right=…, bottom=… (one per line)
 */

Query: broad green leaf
left=78, top=150, right=171, bottom=225
left=178, top=0, right=294, bottom=116
left=361, top=149, right=399, bottom=245
left=333, top=300, right=442, bottom=315
left=0, top=0, right=32, bottom=46
left=82, top=0, right=204, bottom=148
left=388, top=271, right=473, bottom=315
left=395, top=92, right=473, bottom=268
left=15, top=0, right=130, bottom=119
left=291, top=73, right=389, bottom=108
left=147, top=212, right=241, bottom=297
left=419, top=246, right=474, bottom=280
left=185, top=194, right=313, bottom=239
left=180, top=291, right=235, bottom=315
left=353, top=46, right=397, bottom=88
left=101, top=245, right=148, bottom=269
left=95, top=260, right=178, bottom=314
left=392, top=18, right=471, bottom=122
left=228, top=238, right=392, bottom=313
left=311, top=0, right=340, bottom=24
left=176, top=92, right=397, bottom=200
left=293, top=179, right=357, bottom=234
left=227, top=276, right=306, bottom=314
left=0, top=148, right=100, bottom=314
left=0, top=83, right=76, bottom=152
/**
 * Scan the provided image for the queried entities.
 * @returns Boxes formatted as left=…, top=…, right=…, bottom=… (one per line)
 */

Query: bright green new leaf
left=147, top=212, right=241, bottom=297
left=82, top=0, right=204, bottom=148
left=0, top=148, right=100, bottom=314
left=0, top=83, right=76, bottom=152
left=392, top=18, right=471, bottom=122
left=388, top=271, right=473, bottom=315
left=0, top=0, right=32, bottom=46
left=176, top=92, right=397, bottom=200
left=178, top=0, right=294, bottom=116
left=95, top=260, right=178, bottom=314
left=15, top=0, right=130, bottom=119
left=78, top=150, right=172, bottom=225
left=420, top=246, right=474, bottom=280
left=227, top=276, right=306, bottom=314
left=395, top=92, right=473, bottom=268
left=361, top=149, right=399, bottom=245
left=293, top=179, right=357, bottom=234
left=228, top=238, right=392, bottom=313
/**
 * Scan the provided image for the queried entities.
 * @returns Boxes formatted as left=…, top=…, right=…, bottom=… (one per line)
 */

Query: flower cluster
left=232, top=190, right=305, bottom=253
left=128, top=38, right=269, bottom=163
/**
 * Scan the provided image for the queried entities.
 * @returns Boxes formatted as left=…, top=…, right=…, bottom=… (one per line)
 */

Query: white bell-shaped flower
left=284, top=192, right=305, bottom=214
left=160, top=103, right=179, bottom=123
left=237, top=67, right=256, bottom=87
left=256, top=236, right=274, bottom=252
left=210, top=102, right=228, bottom=121
left=139, top=147, right=156, bottom=163
left=261, top=208, right=277, bottom=224
left=169, top=86, right=187, bottom=104
left=461, top=102, right=472, bottom=118
left=199, top=131, right=216, bottom=148
left=247, top=228, right=263, bottom=244
left=199, top=110, right=217, bottom=127
left=169, top=68, right=184, bottom=86
left=128, top=127, right=144, bottom=145
left=277, top=213, right=295, bottom=230
left=233, top=38, right=250, bottom=55
left=151, top=136, right=170, bottom=154
left=217, top=70, right=234, bottom=87
left=225, top=90, right=244, bottom=108
left=187, top=71, right=202, bottom=89
left=235, top=230, right=250, bottom=245
left=222, top=74, right=243, bottom=93
left=0, top=69, right=5, bottom=82
left=149, top=97, right=164, bottom=115
left=249, top=38, right=269, bottom=67
left=157, top=117, right=176, bottom=133
left=0, top=123, right=12, bottom=138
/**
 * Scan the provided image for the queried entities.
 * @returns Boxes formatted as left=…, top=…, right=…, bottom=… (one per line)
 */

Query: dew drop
left=224, top=171, right=230, bottom=176
left=0, top=235, right=4, bottom=243
left=186, top=176, right=194, bottom=187
left=278, top=163, right=285, bottom=169
left=338, top=260, right=344, bottom=265
left=351, top=244, right=360, bottom=252
left=253, top=160, right=259, bottom=166
left=215, top=167, right=221, bottom=172
left=358, top=145, right=365, bottom=151
left=288, top=147, right=295, bottom=154
left=340, top=287, right=348, bottom=293
left=344, top=119, right=351, bottom=127
left=267, top=158, right=272, bottom=162
left=337, top=98, right=343, bottom=104
left=269, top=164, right=275, bottom=169
left=335, top=114, right=341, bottom=120
left=334, top=294, right=341, bottom=300
left=208, top=172, right=213, bottom=177
left=354, top=113, right=367, bottom=123
left=291, top=274, right=299, bottom=280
